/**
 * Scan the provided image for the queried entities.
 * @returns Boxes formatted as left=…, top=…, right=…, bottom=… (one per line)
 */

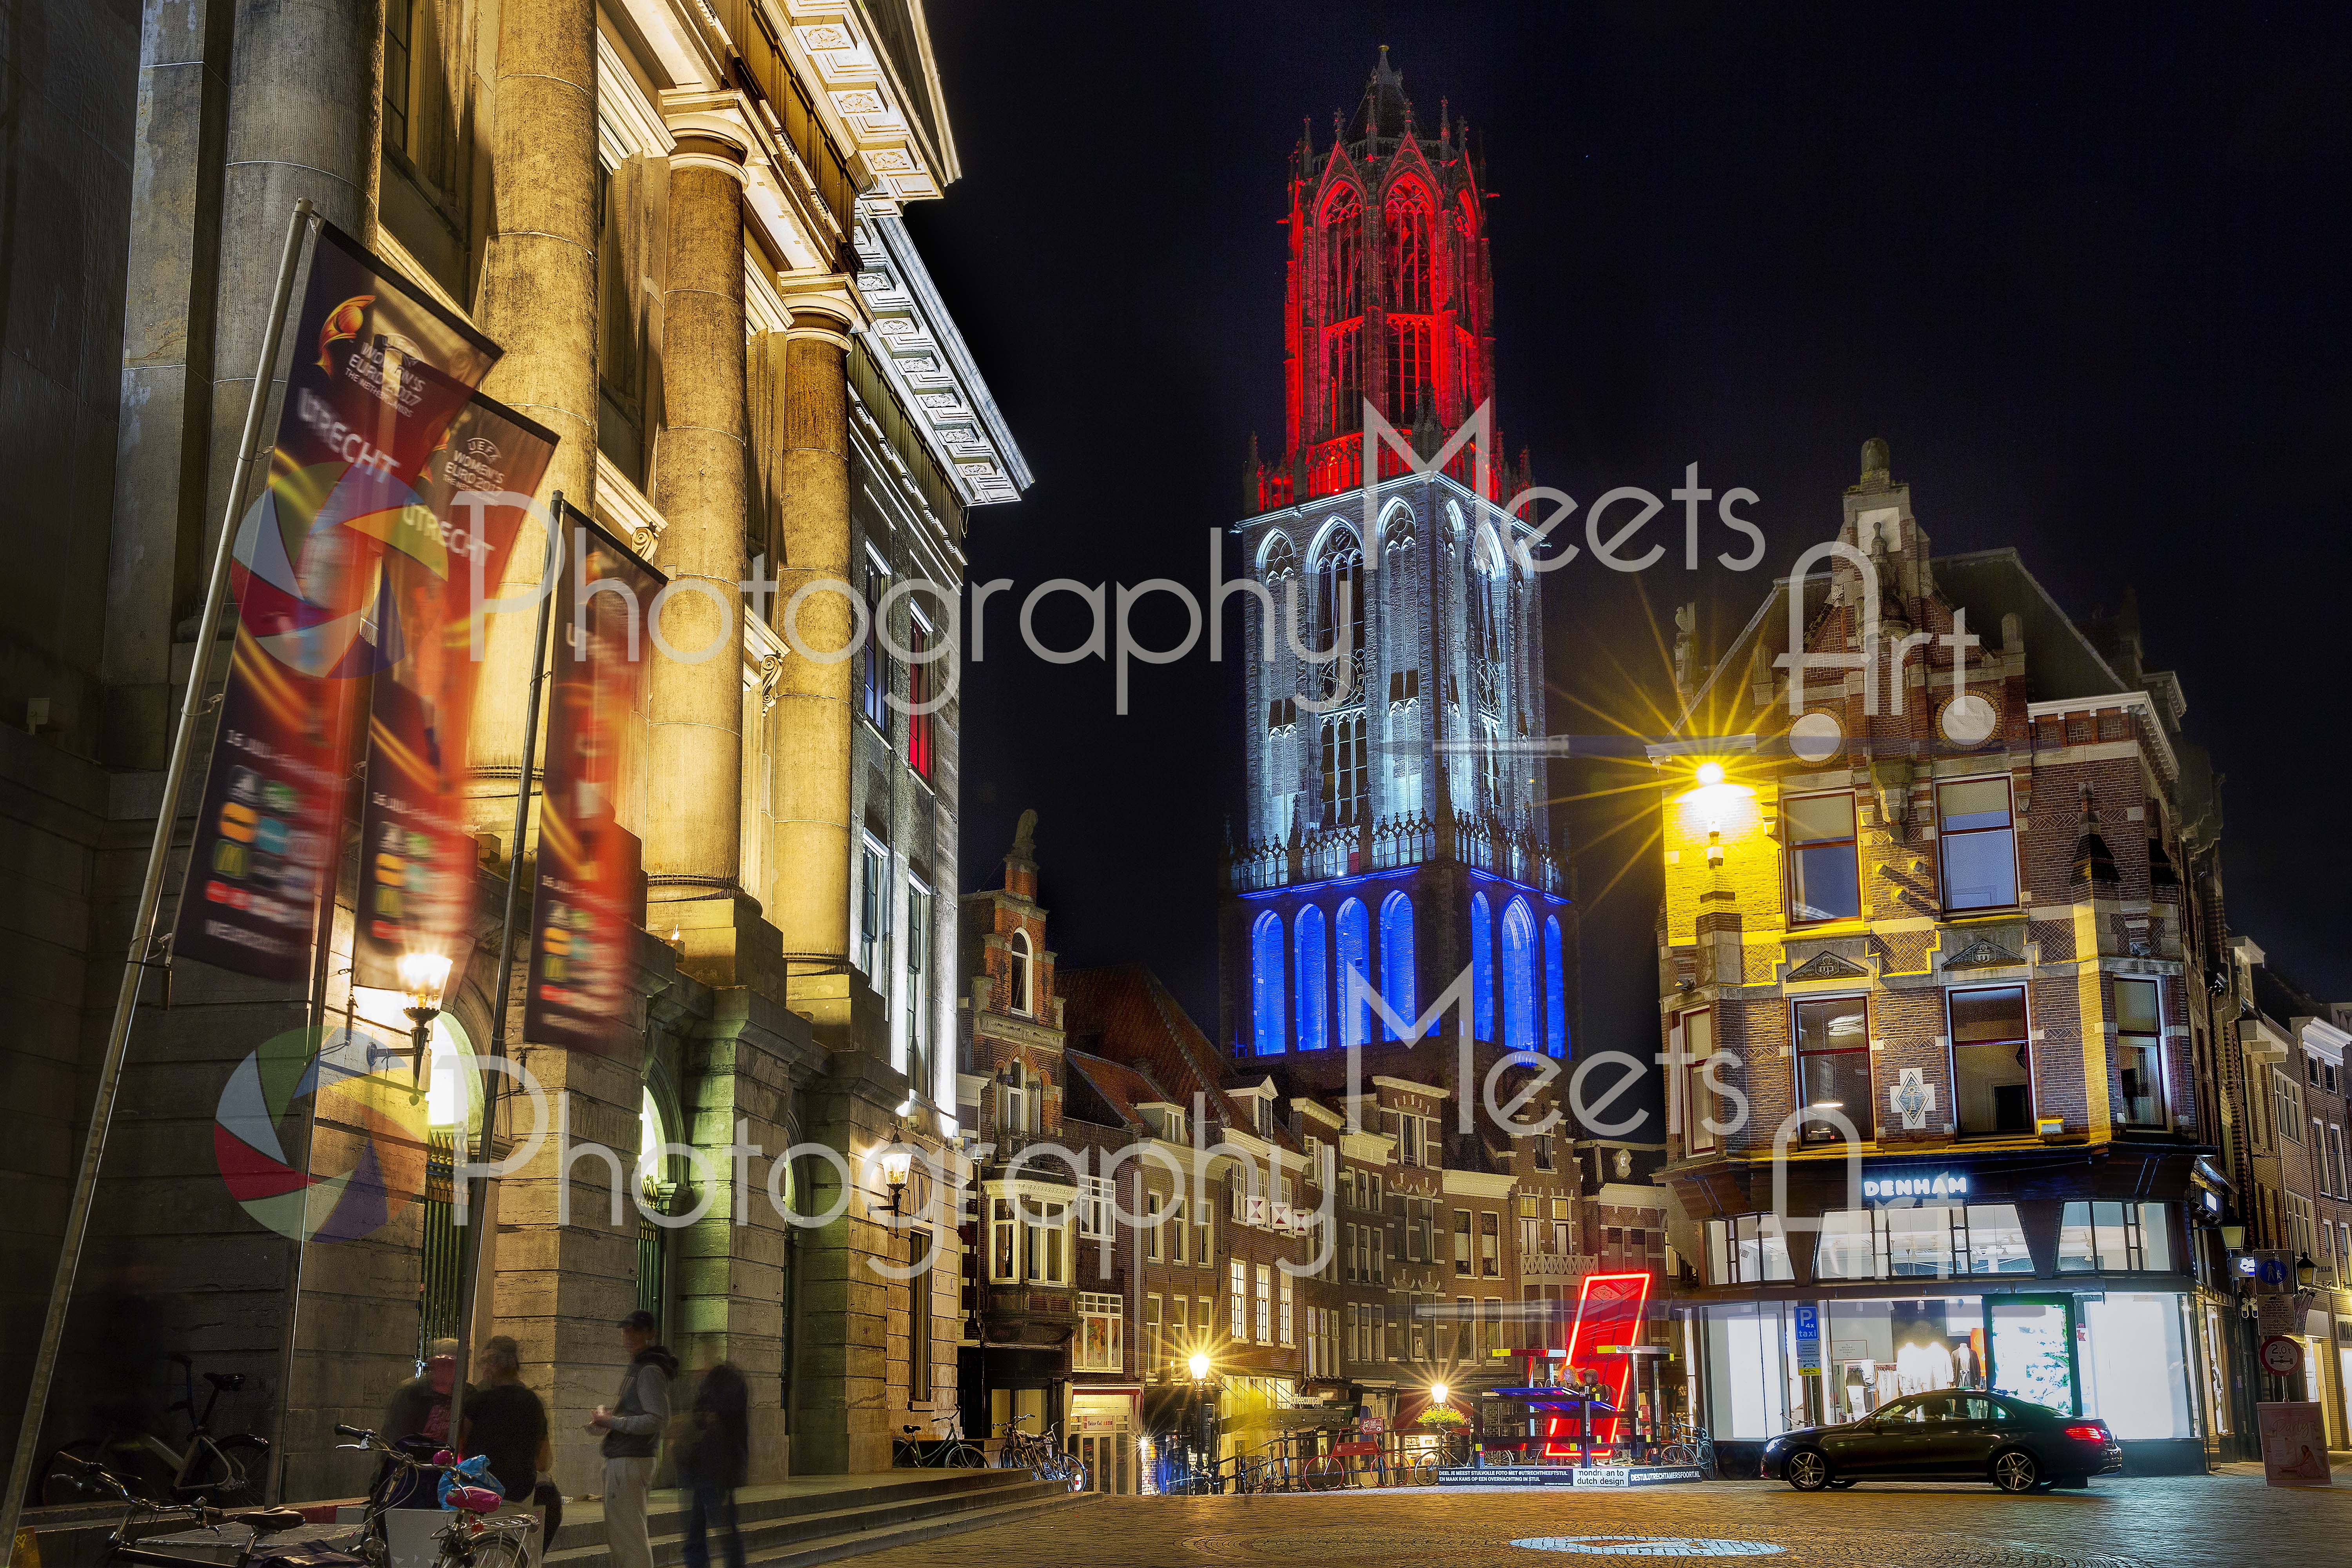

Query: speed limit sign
left=2260, top=1335, right=2304, bottom=1377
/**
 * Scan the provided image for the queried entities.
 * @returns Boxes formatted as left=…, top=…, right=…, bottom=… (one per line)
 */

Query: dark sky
left=907, top=3, right=2352, bottom=1134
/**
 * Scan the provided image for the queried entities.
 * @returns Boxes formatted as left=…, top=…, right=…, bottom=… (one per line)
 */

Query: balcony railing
left=1227, top=810, right=1566, bottom=896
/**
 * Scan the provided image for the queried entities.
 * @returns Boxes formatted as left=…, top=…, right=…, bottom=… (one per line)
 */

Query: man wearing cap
left=589, top=1310, right=677, bottom=1568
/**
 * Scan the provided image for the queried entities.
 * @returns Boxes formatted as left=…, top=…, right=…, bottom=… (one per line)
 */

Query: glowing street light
left=1430, top=1381, right=1450, bottom=1406
left=1187, top=1352, right=1211, bottom=1382
left=878, top=1146, right=915, bottom=1216
left=397, top=949, right=451, bottom=1079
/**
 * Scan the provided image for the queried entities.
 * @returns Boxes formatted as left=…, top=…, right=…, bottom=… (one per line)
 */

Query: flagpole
left=2, top=198, right=318, bottom=1549
left=444, top=492, right=563, bottom=1454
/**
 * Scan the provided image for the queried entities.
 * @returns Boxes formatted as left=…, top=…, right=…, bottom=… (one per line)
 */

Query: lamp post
left=878, top=1147, right=914, bottom=1216
left=1188, top=1352, right=1212, bottom=1490
left=397, top=950, right=452, bottom=1080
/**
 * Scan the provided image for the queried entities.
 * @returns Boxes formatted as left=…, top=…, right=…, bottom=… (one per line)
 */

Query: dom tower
left=1219, top=50, right=1575, bottom=1080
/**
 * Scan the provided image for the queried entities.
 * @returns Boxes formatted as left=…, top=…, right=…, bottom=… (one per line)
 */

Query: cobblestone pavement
left=874, top=1469, right=2348, bottom=1567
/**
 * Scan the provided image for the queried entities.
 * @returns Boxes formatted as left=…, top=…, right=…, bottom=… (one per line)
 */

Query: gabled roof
left=1063, top=1049, right=1169, bottom=1131
left=1060, top=965, right=1303, bottom=1152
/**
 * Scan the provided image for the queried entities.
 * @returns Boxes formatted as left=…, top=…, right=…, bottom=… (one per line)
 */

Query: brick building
left=1650, top=439, right=2234, bottom=1475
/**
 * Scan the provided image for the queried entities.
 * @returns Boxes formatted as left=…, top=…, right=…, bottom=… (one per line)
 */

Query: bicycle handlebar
left=334, top=1425, right=370, bottom=1441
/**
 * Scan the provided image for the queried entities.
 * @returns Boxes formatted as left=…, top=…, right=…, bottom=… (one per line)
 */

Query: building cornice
left=779, top=0, right=955, bottom=201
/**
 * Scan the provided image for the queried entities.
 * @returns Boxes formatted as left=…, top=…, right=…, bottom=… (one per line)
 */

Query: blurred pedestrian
left=462, top=1337, right=549, bottom=1564
left=679, top=1362, right=748, bottom=1568
left=385, top=1338, right=466, bottom=1446
left=588, top=1311, right=675, bottom=1568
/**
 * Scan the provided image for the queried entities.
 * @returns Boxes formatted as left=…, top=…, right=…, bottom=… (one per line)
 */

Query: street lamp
left=1429, top=1381, right=1450, bottom=1406
left=878, top=1146, right=914, bottom=1216
left=397, top=950, right=451, bottom=1080
left=2296, top=1251, right=2318, bottom=1290
left=1187, top=1353, right=1213, bottom=1489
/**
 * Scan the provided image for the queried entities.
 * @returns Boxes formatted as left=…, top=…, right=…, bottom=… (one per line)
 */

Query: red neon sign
left=1555, top=1270, right=1652, bottom=1451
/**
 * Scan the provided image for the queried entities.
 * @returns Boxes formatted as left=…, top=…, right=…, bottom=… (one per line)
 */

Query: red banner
left=351, top=395, right=557, bottom=989
left=524, top=509, right=661, bottom=1053
left=176, top=223, right=500, bottom=980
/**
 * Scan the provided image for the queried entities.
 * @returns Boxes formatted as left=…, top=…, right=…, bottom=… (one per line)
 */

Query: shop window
left=1816, top=1204, right=2034, bottom=1280
left=2057, top=1201, right=2174, bottom=1272
left=1937, top=777, right=2018, bottom=911
left=1793, top=995, right=1873, bottom=1145
left=2080, top=1293, right=2195, bottom=1438
left=2114, top=977, right=2166, bottom=1127
left=1704, top=1214, right=1793, bottom=1285
left=1784, top=791, right=1861, bottom=925
left=1950, top=985, right=2033, bottom=1136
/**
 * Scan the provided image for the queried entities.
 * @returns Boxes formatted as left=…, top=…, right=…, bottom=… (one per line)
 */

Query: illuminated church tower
left=1219, top=49, right=1574, bottom=1071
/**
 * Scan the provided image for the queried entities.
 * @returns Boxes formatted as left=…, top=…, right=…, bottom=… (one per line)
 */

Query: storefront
left=1671, top=1154, right=2212, bottom=1475
left=1068, top=1386, right=1141, bottom=1493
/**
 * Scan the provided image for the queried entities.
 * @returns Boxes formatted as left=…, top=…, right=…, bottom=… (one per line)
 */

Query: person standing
left=589, top=1311, right=675, bottom=1568
left=679, top=1362, right=748, bottom=1568
left=461, top=1338, right=550, bottom=1563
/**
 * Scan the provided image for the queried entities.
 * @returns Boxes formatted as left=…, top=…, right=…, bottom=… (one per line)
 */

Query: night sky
left=907, top=4, right=2352, bottom=1135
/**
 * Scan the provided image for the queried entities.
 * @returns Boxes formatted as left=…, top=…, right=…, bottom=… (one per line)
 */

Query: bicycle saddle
left=203, top=1372, right=247, bottom=1392
left=226, top=1510, right=306, bottom=1534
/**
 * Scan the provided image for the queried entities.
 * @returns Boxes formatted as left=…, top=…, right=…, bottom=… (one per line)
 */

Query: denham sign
left=1860, top=1170, right=1970, bottom=1205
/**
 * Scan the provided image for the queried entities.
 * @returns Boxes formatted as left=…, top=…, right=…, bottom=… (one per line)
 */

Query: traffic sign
left=2260, top=1335, right=2303, bottom=1377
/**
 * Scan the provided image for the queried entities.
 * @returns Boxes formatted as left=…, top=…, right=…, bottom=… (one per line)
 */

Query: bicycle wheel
left=947, top=1441, right=986, bottom=1469
left=454, top=1529, right=529, bottom=1568
left=179, top=1432, right=267, bottom=1503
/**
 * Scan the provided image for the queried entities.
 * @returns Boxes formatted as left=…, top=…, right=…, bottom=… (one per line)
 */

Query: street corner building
left=0, top=0, right=1027, bottom=1499
left=1644, top=440, right=2272, bottom=1476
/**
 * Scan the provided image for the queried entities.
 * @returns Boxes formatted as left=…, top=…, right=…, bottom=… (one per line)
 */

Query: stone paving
left=862, top=1468, right=2349, bottom=1567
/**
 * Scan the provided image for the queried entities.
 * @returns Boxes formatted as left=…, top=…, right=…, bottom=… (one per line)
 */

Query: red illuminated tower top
left=1253, top=47, right=1500, bottom=511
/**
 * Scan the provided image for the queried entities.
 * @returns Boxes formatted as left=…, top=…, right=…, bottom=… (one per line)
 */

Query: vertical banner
left=351, top=395, right=559, bottom=989
left=175, top=223, right=501, bottom=980
left=525, top=509, right=662, bottom=1053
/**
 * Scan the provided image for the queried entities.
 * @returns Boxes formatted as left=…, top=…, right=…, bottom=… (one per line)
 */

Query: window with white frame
left=1146, top=1191, right=1164, bottom=1261
left=1255, top=1263, right=1271, bottom=1342
left=1705, top=1213, right=1794, bottom=1284
left=1229, top=1260, right=1246, bottom=1338
left=2113, top=977, right=2165, bottom=1127
left=1024, top=1201, right=1068, bottom=1285
left=905, top=881, right=932, bottom=1099
left=2057, top=1201, right=2175, bottom=1272
left=857, top=838, right=889, bottom=977
left=1008, top=927, right=1036, bottom=1016
left=1680, top=1007, right=1719, bottom=1152
left=1078, top=1174, right=1114, bottom=1240
left=1279, top=1271, right=1294, bottom=1346
left=1937, top=776, right=2018, bottom=911
left=1075, top=1292, right=1122, bottom=1372
left=1170, top=1195, right=1187, bottom=1265
left=1196, top=1202, right=1212, bottom=1267
left=2275, top=1070, right=2302, bottom=1143
left=1145, top=1293, right=1163, bottom=1370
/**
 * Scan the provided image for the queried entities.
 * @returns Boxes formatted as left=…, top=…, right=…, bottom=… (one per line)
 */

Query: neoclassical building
left=2, top=0, right=1024, bottom=1495
left=1218, top=49, right=1574, bottom=1069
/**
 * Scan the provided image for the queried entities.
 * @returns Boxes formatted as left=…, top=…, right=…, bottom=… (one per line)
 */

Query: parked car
left=1761, top=1390, right=2122, bottom=1493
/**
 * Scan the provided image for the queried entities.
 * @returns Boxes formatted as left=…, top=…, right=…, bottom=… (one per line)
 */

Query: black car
left=1761, top=1390, right=2123, bottom=1493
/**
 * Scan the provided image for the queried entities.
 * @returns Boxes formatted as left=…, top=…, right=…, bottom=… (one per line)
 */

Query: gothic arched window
left=1323, top=189, right=1364, bottom=438
left=1468, top=532, right=1505, bottom=717
left=1252, top=911, right=1286, bottom=1055
left=1501, top=897, right=1536, bottom=1055
left=1379, top=891, right=1416, bottom=1039
left=1324, top=187, right=1363, bottom=322
left=1337, top=897, right=1371, bottom=1049
left=1544, top=914, right=1567, bottom=1058
left=1315, top=533, right=1365, bottom=702
left=1296, top=904, right=1330, bottom=1052
left=1385, top=183, right=1433, bottom=314
left=1470, top=892, right=1494, bottom=1040
left=1319, top=712, right=1367, bottom=827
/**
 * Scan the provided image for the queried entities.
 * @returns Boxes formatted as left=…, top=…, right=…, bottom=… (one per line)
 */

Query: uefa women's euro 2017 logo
left=212, top=1025, right=430, bottom=1243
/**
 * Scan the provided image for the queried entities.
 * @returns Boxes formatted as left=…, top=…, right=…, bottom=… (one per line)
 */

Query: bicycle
left=40, top=1354, right=270, bottom=1507
left=326, top=1425, right=531, bottom=1568
left=45, top=1453, right=310, bottom=1568
left=893, top=1412, right=986, bottom=1470
left=1657, top=1421, right=1716, bottom=1472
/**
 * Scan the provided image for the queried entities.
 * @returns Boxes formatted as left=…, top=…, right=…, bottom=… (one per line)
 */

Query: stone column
left=646, top=135, right=750, bottom=969
left=469, top=0, right=599, bottom=816
left=769, top=301, right=857, bottom=1040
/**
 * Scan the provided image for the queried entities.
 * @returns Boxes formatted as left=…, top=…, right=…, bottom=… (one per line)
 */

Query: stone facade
left=0, top=0, right=1026, bottom=1499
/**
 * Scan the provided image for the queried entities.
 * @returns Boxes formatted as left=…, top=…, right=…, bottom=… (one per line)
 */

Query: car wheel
left=1991, top=1449, right=2040, bottom=1494
left=1784, top=1449, right=1831, bottom=1492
